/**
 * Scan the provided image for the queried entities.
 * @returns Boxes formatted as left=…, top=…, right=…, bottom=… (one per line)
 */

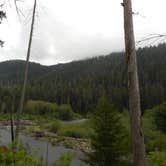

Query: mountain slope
left=0, top=44, right=166, bottom=113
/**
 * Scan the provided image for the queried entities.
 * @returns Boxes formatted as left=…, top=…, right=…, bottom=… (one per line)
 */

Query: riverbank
left=0, top=126, right=86, bottom=166
left=0, top=117, right=91, bottom=152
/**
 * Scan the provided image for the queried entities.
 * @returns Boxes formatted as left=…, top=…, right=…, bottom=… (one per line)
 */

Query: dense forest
left=1, top=0, right=166, bottom=165
left=0, top=44, right=166, bottom=114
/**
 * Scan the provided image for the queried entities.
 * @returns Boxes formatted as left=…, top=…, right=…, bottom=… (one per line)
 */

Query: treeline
left=0, top=44, right=166, bottom=114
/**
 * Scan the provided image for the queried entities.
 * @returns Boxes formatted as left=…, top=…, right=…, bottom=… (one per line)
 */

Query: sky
left=0, top=0, right=166, bottom=65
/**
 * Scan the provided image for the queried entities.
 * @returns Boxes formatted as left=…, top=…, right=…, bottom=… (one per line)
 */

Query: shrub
left=25, top=100, right=58, bottom=115
left=58, top=104, right=74, bottom=121
left=48, top=120, right=61, bottom=133
left=147, top=151, right=166, bottom=166
left=0, top=146, right=73, bottom=166
left=154, top=102, right=166, bottom=133
left=0, top=146, right=46, bottom=166
left=143, top=106, right=166, bottom=152
left=24, top=100, right=76, bottom=121
left=145, top=131, right=166, bottom=152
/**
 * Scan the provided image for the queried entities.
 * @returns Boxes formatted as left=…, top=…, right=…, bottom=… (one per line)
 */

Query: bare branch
left=14, top=0, right=22, bottom=21
left=136, top=34, right=166, bottom=47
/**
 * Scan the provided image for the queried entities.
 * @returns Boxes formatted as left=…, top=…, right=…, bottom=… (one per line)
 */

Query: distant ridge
left=0, top=44, right=166, bottom=113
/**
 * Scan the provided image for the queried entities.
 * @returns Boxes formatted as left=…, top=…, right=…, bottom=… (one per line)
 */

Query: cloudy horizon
left=0, top=0, right=165, bottom=65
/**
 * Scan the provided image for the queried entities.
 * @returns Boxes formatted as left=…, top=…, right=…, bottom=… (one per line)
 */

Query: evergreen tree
left=0, top=44, right=166, bottom=114
left=85, top=96, right=127, bottom=166
left=154, top=102, right=166, bottom=133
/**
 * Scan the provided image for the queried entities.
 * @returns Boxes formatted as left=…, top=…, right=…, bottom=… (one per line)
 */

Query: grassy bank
left=1, top=103, right=166, bottom=165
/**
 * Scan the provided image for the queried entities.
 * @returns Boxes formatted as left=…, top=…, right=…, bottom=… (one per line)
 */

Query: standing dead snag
left=15, top=0, right=37, bottom=140
left=122, top=0, right=146, bottom=166
left=10, top=96, right=15, bottom=142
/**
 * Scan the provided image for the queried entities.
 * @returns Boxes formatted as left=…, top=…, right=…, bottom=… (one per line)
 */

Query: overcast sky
left=0, top=0, right=165, bottom=65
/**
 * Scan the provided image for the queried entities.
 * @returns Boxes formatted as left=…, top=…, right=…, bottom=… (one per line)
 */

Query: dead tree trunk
left=15, top=0, right=37, bottom=140
left=123, top=0, right=146, bottom=165
left=10, top=96, right=15, bottom=143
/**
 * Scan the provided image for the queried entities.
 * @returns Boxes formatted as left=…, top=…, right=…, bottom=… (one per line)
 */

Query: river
left=0, top=126, right=86, bottom=166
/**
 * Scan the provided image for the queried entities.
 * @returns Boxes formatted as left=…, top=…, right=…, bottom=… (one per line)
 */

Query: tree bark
left=10, top=96, right=15, bottom=143
left=123, top=0, right=146, bottom=165
left=15, top=0, right=37, bottom=140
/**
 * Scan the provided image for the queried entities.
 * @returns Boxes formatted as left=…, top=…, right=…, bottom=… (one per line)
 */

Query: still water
left=0, top=126, right=85, bottom=166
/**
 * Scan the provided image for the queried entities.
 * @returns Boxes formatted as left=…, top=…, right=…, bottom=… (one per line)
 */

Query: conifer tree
left=85, top=96, right=127, bottom=166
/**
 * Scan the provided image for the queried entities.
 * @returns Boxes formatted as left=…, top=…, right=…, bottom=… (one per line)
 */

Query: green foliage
left=58, top=121, right=92, bottom=139
left=1, top=44, right=166, bottom=114
left=143, top=106, right=166, bottom=152
left=53, top=152, right=73, bottom=166
left=0, top=146, right=46, bottom=166
left=25, top=100, right=58, bottom=115
left=85, top=96, right=129, bottom=166
left=58, top=104, right=74, bottom=121
left=145, top=130, right=166, bottom=153
left=48, top=120, right=61, bottom=133
left=24, top=100, right=76, bottom=120
left=147, top=151, right=166, bottom=166
left=0, top=145, right=73, bottom=166
left=0, top=88, right=14, bottom=113
left=142, top=105, right=166, bottom=166
left=154, top=102, right=166, bottom=133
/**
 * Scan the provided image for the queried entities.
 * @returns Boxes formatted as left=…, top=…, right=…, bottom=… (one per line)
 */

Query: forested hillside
left=0, top=44, right=166, bottom=114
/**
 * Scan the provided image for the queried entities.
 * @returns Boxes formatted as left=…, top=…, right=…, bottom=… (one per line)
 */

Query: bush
left=145, top=131, right=166, bottom=152
left=0, top=146, right=73, bottom=166
left=48, top=120, right=61, bottom=133
left=154, top=102, right=166, bottom=133
left=58, top=104, right=74, bottom=121
left=25, top=100, right=58, bottom=115
left=0, top=146, right=46, bottom=166
left=143, top=107, right=166, bottom=152
left=24, top=100, right=76, bottom=121
left=147, top=151, right=166, bottom=166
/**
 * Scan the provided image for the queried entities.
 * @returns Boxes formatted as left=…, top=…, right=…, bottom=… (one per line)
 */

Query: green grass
left=0, top=113, right=11, bottom=121
left=0, top=145, right=74, bottom=166
left=22, top=114, right=93, bottom=139
left=58, top=120, right=93, bottom=139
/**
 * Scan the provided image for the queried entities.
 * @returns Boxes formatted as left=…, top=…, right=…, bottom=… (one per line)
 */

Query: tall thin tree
left=10, top=95, right=15, bottom=142
left=15, top=0, right=37, bottom=139
left=122, top=0, right=146, bottom=165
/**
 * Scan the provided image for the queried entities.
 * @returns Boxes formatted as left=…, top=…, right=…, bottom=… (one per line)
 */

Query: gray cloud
left=0, top=0, right=166, bottom=65
left=30, top=13, right=124, bottom=64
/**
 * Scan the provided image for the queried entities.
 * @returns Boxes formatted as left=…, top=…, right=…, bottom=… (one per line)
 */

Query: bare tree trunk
left=15, top=0, right=37, bottom=139
left=123, top=0, right=146, bottom=165
left=10, top=96, right=15, bottom=143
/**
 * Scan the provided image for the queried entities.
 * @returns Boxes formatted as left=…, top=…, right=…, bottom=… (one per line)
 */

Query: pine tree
left=85, top=96, right=127, bottom=166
